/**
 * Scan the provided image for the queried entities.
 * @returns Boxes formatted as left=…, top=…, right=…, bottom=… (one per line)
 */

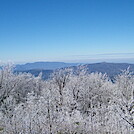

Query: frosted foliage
left=0, top=66, right=133, bottom=133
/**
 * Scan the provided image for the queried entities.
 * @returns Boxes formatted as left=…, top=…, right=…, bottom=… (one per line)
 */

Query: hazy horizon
left=1, top=52, right=134, bottom=64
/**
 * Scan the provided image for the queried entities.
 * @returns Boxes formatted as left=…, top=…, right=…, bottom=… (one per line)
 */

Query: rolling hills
left=15, top=62, right=134, bottom=79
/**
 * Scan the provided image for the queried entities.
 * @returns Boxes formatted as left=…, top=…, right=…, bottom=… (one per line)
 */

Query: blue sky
left=0, top=0, right=134, bottom=63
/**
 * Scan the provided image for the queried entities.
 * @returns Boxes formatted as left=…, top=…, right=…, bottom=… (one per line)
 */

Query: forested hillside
left=0, top=65, right=133, bottom=134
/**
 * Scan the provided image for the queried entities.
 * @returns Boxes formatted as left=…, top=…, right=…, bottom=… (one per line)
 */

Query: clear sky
left=0, top=0, right=134, bottom=63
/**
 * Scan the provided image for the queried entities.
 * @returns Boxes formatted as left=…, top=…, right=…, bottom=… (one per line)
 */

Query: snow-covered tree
left=0, top=65, right=133, bottom=133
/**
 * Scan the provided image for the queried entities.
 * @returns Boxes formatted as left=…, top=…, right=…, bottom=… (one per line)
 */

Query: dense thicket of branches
left=0, top=65, right=133, bottom=134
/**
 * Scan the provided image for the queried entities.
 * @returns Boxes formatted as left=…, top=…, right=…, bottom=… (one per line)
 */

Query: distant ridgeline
left=14, top=62, right=79, bottom=80
left=14, top=62, right=134, bottom=80
left=81, top=62, right=134, bottom=79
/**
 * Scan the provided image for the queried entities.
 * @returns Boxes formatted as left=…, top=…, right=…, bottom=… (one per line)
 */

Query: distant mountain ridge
left=15, top=62, right=79, bottom=71
left=15, top=62, right=134, bottom=80
left=70, top=62, right=134, bottom=77
left=84, top=62, right=134, bottom=78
